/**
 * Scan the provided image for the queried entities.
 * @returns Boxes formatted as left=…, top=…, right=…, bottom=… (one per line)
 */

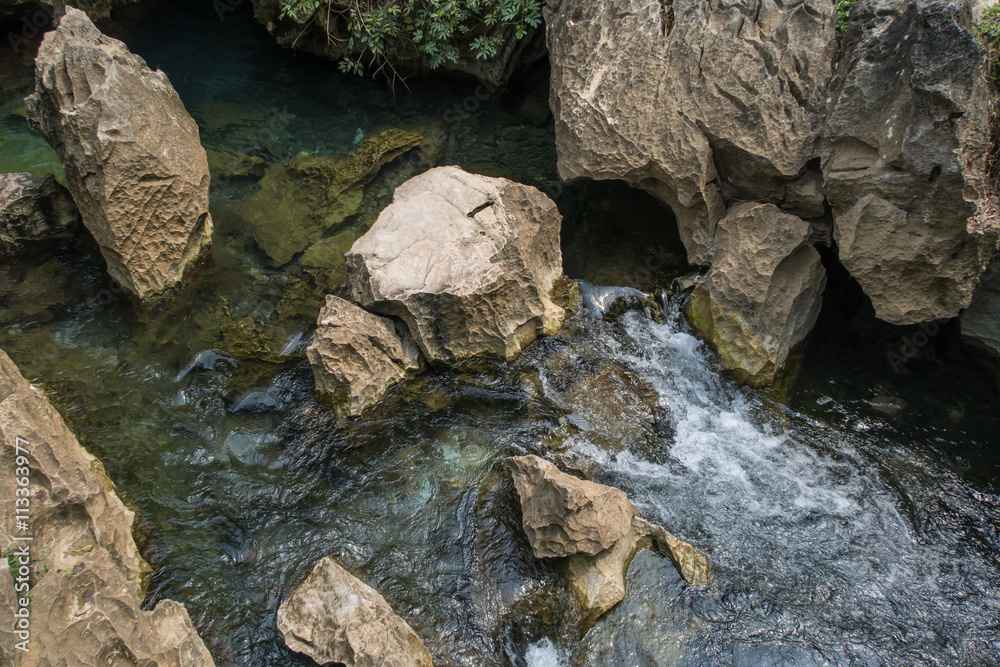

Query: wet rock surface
left=277, top=555, right=434, bottom=667
left=0, top=349, right=214, bottom=666
left=0, top=172, right=77, bottom=252
left=307, top=295, right=422, bottom=418
left=348, top=165, right=565, bottom=364
left=25, top=8, right=213, bottom=300
left=961, top=257, right=1000, bottom=357
left=688, top=203, right=827, bottom=386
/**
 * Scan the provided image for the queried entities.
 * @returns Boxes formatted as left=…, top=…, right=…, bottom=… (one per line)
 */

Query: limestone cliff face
left=547, top=0, right=1000, bottom=376
left=0, top=349, right=215, bottom=666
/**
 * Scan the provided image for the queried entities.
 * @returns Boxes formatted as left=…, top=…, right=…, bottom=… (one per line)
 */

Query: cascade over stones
left=307, top=295, right=422, bottom=417
left=278, top=556, right=434, bottom=667
left=0, top=172, right=77, bottom=252
left=823, top=0, right=997, bottom=325
left=0, top=349, right=214, bottom=666
left=545, top=0, right=836, bottom=265
left=687, top=203, right=827, bottom=387
left=25, top=8, right=213, bottom=300
left=506, top=455, right=709, bottom=624
left=347, top=166, right=565, bottom=364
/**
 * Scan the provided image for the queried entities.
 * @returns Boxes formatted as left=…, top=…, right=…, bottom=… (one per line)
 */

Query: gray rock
left=688, top=203, right=827, bottom=386
left=961, top=257, right=1000, bottom=357
left=307, top=295, right=421, bottom=417
left=25, top=8, right=213, bottom=300
left=506, top=455, right=638, bottom=558
left=347, top=166, right=565, bottom=364
left=277, top=556, right=434, bottom=667
left=546, top=0, right=836, bottom=264
left=0, top=172, right=77, bottom=252
left=822, top=0, right=996, bottom=325
left=0, top=349, right=214, bottom=666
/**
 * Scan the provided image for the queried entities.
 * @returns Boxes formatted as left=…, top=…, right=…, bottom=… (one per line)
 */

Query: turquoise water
left=1, top=2, right=999, bottom=666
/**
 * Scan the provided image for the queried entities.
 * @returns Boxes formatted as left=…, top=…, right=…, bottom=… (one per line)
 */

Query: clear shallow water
left=0, top=2, right=999, bottom=666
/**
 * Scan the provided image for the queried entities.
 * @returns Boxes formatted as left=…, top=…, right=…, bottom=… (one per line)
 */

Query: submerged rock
left=347, top=166, right=565, bottom=364
left=237, top=129, right=422, bottom=266
left=687, top=203, right=826, bottom=387
left=506, top=455, right=638, bottom=558
left=507, top=455, right=709, bottom=625
left=306, top=295, right=421, bottom=417
left=0, top=172, right=77, bottom=252
left=546, top=0, right=836, bottom=264
left=277, top=556, right=434, bottom=667
left=0, top=349, right=214, bottom=666
left=823, top=0, right=996, bottom=325
left=26, top=8, right=213, bottom=300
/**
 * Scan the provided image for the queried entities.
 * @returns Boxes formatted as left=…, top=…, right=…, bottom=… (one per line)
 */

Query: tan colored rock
left=0, top=172, right=77, bottom=252
left=347, top=166, right=565, bottom=363
left=546, top=0, right=836, bottom=264
left=564, top=516, right=709, bottom=624
left=237, top=129, right=422, bottom=266
left=688, top=203, right=826, bottom=386
left=0, top=349, right=214, bottom=666
left=306, top=295, right=421, bottom=417
left=506, top=455, right=638, bottom=558
left=277, top=556, right=433, bottom=667
left=25, top=8, right=213, bottom=300
left=961, top=257, right=1000, bottom=357
left=822, top=0, right=996, bottom=325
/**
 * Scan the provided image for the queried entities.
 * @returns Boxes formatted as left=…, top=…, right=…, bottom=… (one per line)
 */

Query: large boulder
left=564, top=516, right=709, bottom=625
left=0, top=172, right=77, bottom=252
left=822, top=0, right=997, bottom=325
left=236, top=129, right=422, bottom=266
left=545, top=0, right=836, bottom=264
left=0, top=349, right=214, bottom=666
left=25, top=8, right=213, bottom=300
left=688, top=203, right=827, bottom=386
left=506, top=455, right=638, bottom=558
left=277, top=556, right=434, bottom=667
left=249, top=0, right=543, bottom=87
left=347, top=166, right=565, bottom=363
left=306, top=295, right=422, bottom=417
left=506, top=455, right=709, bottom=625
left=961, top=257, right=1000, bottom=357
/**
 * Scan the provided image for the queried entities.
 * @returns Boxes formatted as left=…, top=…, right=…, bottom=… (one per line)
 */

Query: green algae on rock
left=237, top=129, right=423, bottom=266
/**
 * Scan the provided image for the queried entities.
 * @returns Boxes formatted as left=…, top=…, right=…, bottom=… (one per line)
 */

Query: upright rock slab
left=506, top=455, right=638, bottom=558
left=823, top=0, right=996, bottom=324
left=0, top=349, right=214, bottom=666
left=688, top=203, right=827, bottom=386
left=0, top=172, right=77, bottom=252
left=307, top=295, right=422, bottom=417
left=347, top=166, right=565, bottom=363
left=546, top=0, right=836, bottom=264
left=278, top=556, right=434, bottom=667
left=25, top=8, right=213, bottom=300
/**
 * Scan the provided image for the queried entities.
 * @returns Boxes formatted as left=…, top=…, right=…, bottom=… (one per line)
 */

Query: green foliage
left=979, top=3, right=1000, bottom=53
left=279, top=0, right=542, bottom=75
left=836, top=0, right=858, bottom=32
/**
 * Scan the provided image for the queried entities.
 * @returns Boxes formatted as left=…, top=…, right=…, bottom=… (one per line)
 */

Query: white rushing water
left=534, top=308, right=1000, bottom=665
